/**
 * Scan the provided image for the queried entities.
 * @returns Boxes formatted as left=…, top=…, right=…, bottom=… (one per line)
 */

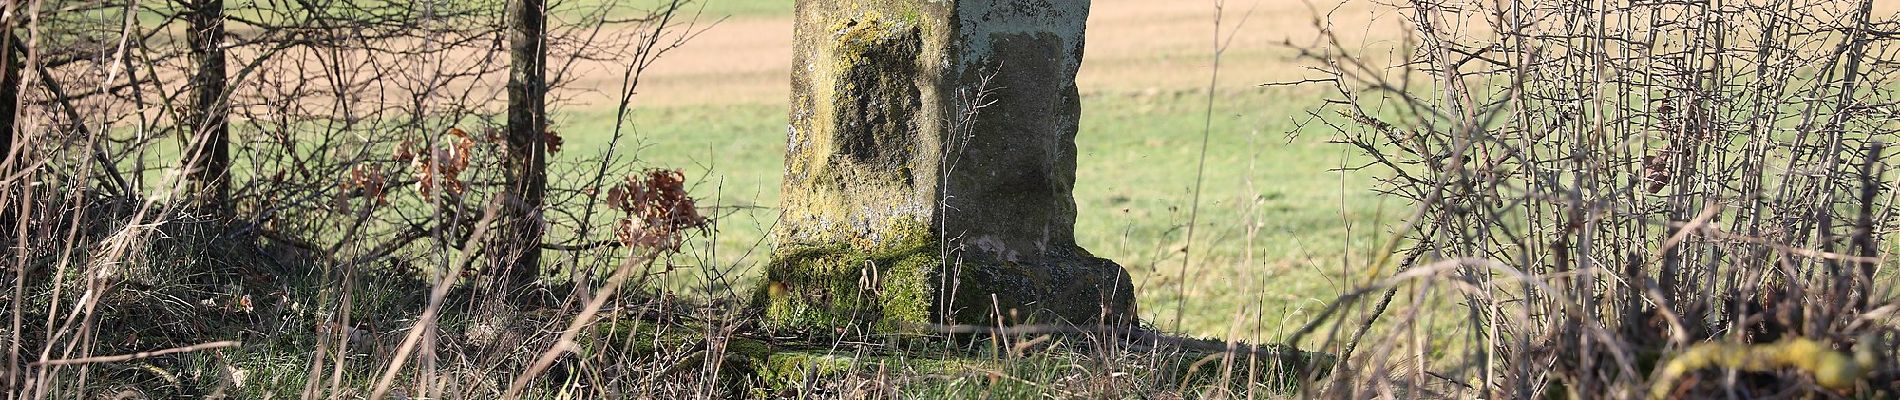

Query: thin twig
left=29, top=341, right=238, bottom=367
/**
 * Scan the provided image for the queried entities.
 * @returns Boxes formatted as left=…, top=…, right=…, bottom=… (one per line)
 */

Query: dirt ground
left=579, top=0, right=1399, bottom=108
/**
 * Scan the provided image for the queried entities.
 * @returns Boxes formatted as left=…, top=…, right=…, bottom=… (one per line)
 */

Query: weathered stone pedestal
left=759, top=0, right=1136, bottom=332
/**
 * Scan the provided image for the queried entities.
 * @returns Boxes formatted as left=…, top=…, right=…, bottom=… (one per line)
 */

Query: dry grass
left=8, top=0, right=1900, bottom=398
left=1282, top=0, right=1900, bottom=397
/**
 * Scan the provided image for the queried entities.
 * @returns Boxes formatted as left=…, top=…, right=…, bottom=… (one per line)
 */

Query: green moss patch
left=756, top=215, right=1139, bottom=333
left=757, top=218, right=940, bottom=332
left=742, top=338, right=1329, bottom=398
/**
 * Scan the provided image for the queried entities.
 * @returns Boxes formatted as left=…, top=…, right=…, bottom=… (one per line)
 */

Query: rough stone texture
left=764, top=0, right=1135, bottom=333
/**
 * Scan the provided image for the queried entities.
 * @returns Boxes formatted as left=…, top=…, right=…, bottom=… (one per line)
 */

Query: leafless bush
left=1, top=0, right=725, bottom=397
left=1287, top=0, right=1900, bottom=397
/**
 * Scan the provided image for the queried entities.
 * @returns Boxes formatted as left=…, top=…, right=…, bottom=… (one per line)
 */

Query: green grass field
left=117, top=0, right=1391, bottom=343
left=554, top=84, right=1393, bottom=341
left=539, top=0, right=1399, bottom=343
left=31, top=0, right=1900, bottom=397
left=608, top=0, right=790, bottom=18
left=95, top=0, right=1402, bottom=389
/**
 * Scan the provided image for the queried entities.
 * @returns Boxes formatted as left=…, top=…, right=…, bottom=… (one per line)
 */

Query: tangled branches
left=1287, top=0, right=1900, bottom=397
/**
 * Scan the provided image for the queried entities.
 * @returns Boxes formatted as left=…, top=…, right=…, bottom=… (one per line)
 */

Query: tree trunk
left=184, top=0, right=229, bottom=213
left=0, top=11, right=21, bottom=260
left=1, top=26, right=21, bottom=167
left=495, top=0, right=547, bottom=289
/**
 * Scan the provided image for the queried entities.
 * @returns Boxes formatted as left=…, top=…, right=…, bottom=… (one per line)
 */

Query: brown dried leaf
left=608, top=169, right=710, bottom=252
left=544, top=129, right=564, bottom=153
left=607, top=186, right=626, bottom=210
left=394, top=139, right=417, bottom=161
left=1644, top=146, right=1674, bottom=194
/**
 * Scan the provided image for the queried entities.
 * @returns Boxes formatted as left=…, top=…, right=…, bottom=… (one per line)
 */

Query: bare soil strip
left=576, top=0, right=1400, bottom=108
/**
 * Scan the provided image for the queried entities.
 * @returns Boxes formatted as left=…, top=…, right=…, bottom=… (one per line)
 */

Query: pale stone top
left=780, top=0, right=1096, bottom=264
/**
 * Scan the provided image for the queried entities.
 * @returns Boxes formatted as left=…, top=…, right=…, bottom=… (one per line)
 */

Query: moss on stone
left=757, top=215, right=1141, bottom=333
left=759, top=217, right=941, bottom=332
left=581, top=319, right=705, bottom=358
left=725, top=336, right=777, bottom=360
left=758, top=351, right=859, bottom=387
left=776, top=7, right=934, bottom=257
left=830, top=11, right=917, bottom=68
left=773, top=0, right=1137, bottom=335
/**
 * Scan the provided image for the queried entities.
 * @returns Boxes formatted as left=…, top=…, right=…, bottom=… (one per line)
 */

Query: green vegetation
left=19, top=0, right=1900, bottom=396
left=554, top=85, right=1391, bottom=342
left=600, top=0, right=791, bottom=18
left=757, top=218, right=939, bottom=332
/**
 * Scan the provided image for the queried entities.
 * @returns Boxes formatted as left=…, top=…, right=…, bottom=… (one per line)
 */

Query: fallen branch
left=29, top=340, right=239, bottom=367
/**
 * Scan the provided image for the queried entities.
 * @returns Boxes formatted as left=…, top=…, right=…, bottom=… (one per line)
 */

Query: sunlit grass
left=552, top=85, right=1395, bottom=342
left=572, top=0, right=790, bottom=19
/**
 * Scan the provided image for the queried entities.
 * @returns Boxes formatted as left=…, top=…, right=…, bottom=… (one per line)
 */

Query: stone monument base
left=755, top=225, right=1136, bottom=333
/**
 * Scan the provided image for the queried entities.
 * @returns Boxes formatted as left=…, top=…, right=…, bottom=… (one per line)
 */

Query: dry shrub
left=1287, top=0, right=1900, bottom=397
left=608, top=169, right=709, bottom=253
left=1, top=0, right=715, bottom=397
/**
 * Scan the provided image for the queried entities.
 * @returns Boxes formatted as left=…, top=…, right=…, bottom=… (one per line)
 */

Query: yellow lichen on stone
left=831, top=12, right=909, bottom=67
left=1648, top=337, right=1873, bottom=399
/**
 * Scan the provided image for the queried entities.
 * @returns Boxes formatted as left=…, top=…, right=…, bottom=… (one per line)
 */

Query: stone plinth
left=761, top=0, right=1134, bottom=333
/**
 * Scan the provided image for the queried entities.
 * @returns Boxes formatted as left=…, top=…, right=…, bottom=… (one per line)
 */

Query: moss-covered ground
left=577, top=316, right=1335, bottom=398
